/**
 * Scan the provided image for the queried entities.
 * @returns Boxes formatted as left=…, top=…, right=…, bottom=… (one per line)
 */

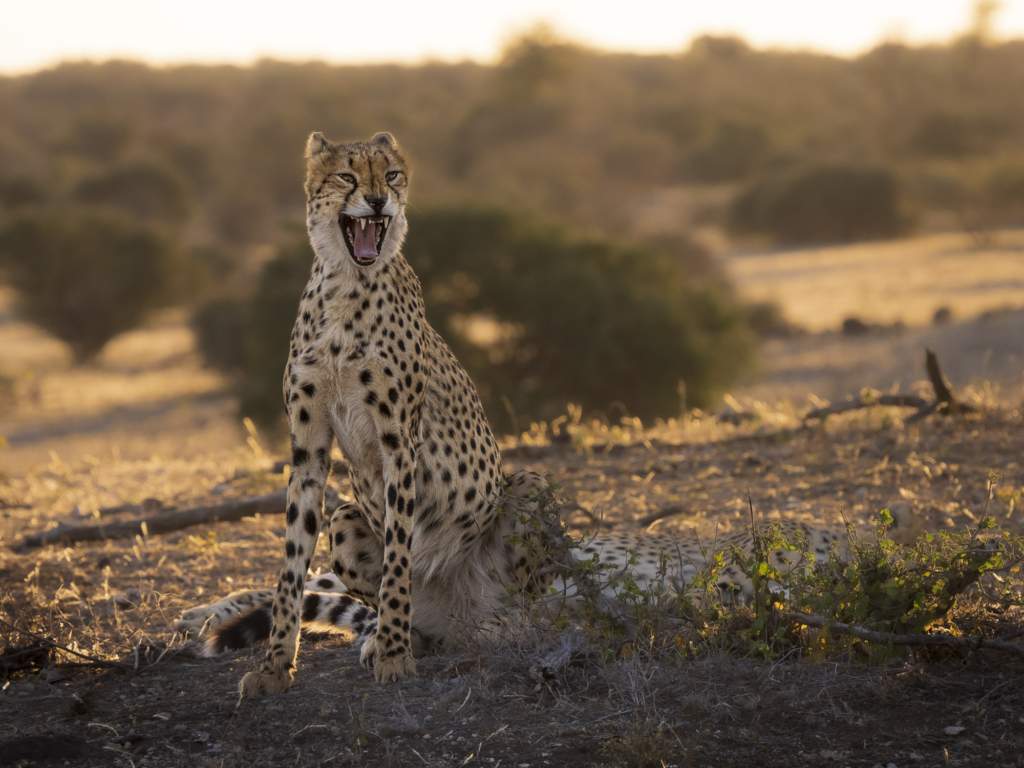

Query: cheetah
left=176, top=132, right=927, bottom=696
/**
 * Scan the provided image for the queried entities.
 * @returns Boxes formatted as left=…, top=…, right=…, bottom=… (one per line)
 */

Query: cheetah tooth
left=359, top=218, right=367, bottom=230
left=384, top=217, right=390, bottom=227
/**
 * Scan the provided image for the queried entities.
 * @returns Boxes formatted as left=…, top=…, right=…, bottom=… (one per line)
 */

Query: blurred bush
left=406, top=209, right=753, bottom=430
left=74, top=162, right=191, bottom=224
left=192, top=237, right=315, bottom=429
left=5, top=36, right=1024, bottom=255
left=683, top=121, right=771, bottom=183
left=744, top=301, right=799, bottom=339
left=198, top=209, right=754, bottom=433
left=0, top=178, right=47, bottom=210
left=191, top=299, right=246, bottom=372
left=909, top=112, right=1008, bottom=158
left=0, top=209, right=175, bottom=361
left=728, top=166, right=906, bottom=245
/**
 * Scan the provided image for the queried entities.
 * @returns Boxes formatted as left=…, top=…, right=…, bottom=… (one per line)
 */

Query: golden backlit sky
left=1, top=0, right=1021, bottom=74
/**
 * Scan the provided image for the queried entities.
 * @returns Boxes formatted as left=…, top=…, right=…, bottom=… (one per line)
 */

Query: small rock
left=943, top=726, right=966, bottom=736
left=191, top=731, right=210, bottom=743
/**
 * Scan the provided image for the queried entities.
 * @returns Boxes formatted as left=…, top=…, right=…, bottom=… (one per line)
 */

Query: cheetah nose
left=365, top=196, right=386, bottom=216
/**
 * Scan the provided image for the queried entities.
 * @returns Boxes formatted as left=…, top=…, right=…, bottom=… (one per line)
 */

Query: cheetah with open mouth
left=176, top=132, right=926, bottom=696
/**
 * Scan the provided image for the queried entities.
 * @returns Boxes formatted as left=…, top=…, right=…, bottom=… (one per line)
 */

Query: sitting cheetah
left=176, top=132, right=927, bottom=696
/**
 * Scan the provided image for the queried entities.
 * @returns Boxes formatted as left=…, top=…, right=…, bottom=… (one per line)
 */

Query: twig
left=783, top=612, right=1024, bottom=658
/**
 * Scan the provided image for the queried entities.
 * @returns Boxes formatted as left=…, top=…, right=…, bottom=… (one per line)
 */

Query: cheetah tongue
left=352, top=220, right=379, bottom=261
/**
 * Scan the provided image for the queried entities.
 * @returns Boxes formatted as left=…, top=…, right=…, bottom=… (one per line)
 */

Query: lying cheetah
left=176, top=132, right=926, bottom=696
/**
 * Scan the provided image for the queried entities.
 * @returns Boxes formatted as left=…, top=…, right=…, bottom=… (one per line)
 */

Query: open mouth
left=340, top=214, right=390, bottom=266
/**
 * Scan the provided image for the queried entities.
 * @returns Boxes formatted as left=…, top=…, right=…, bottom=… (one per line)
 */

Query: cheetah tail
left=203, top=592, right=377, bottom=656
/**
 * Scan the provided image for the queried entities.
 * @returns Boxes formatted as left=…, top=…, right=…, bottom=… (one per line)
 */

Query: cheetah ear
left=306, top=132, right=334, bottom=160
left=371, top=132, right=397, bottom=149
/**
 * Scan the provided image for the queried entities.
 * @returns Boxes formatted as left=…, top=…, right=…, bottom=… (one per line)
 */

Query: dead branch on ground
left=15, top=488, right=343, bottom=551
left=635, top=504, right=689, bottom=528
left=804, top=348, right=977, bottom=424
left=783, top=612, right=1024, bottom=658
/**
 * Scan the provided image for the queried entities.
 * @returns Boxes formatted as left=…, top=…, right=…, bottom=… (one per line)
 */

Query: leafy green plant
left=503, top=480, right=1023, bottom=667
left=798, top=512, right=1008, bottom=637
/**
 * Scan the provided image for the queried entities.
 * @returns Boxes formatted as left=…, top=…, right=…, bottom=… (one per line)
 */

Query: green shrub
left=729, top=165, right=906, bottom=245
left=191, top=299, right=246, bottom=373
left=237, top=238, right=314, bottom=427
left=406, top=208, right=754, bottom=431
left=196, top=209, right=755, bottom=434
left=194, top=237, right=314, bottom=429
left=0, top=209, right=174, bottom=361
left=683, top=121, right=771, bottom=183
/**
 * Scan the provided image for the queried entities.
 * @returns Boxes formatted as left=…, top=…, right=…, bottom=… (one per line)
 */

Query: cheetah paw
left=238, top=668, right=293, bottom=698
left=359, top=635, right=417, bottom=683
left=374, top=654, right=417, bottom=684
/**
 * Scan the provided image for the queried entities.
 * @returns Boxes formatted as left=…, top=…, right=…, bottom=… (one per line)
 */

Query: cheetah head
left=304, top=131, right=410, bottom=270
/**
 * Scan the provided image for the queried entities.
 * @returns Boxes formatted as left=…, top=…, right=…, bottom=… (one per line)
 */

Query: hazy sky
left=1, top=0, right=1021, bottom=74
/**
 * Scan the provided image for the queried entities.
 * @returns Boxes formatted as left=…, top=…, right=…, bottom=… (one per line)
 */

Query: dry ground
left=2, top=237, right=1024, bottom=768
left=1, top=408, right=1022, bottom=768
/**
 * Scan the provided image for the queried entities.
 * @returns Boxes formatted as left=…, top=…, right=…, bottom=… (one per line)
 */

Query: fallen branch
left=784, top=612, right=1024, bottom=658
left=635, top=504, right=689, bottom=528
left=15, top=489, right=344, bottom=551
left=803, top=349, right=976, bottom=425
left=15, top=491, right=286, bottom=550
left=804, top=394, right=930, bottom=421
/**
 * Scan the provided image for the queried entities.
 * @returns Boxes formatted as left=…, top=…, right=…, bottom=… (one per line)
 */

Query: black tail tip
left=204, top=605, right=272, bottom=656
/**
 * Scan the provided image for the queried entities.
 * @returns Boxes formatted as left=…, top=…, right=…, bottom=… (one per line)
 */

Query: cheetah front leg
left=360, top=436, right=418, bottom=683
left=351, top=386, right=418, bottom=686
left=239, top=383, right=334, bottom=698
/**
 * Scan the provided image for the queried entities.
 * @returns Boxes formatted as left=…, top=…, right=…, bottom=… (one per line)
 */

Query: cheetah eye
left=385, top=170, right=401, bottom=182
left=335, top=173, right=356, bottom=184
